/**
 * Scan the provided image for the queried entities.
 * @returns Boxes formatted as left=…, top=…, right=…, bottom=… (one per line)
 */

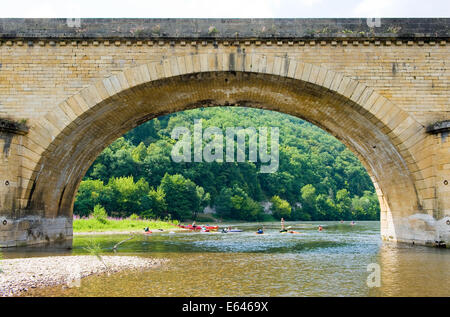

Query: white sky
left=0, top=0, right=448, bottom=18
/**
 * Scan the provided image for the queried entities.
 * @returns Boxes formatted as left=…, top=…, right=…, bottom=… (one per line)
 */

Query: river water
left=3, top=221, right=450, bottom=296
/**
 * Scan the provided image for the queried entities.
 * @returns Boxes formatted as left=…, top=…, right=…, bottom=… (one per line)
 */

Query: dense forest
left=74, top=107, right=380, bottom=221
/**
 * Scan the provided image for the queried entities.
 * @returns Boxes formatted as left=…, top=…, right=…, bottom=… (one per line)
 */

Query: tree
left=300, top=184, right=317, bottom=219
left=315, top=194, right=338, bottom=220
left=141, top=188, right=167, bottom=219
left=92, top=204, right=108, bottom=223
left=74, top=179, right=105, bottom=217
left=131, top=142, right=147, bottom=162
left=193, top=186, right=211, bottom=221
left=336, top=188, right=352, bottom=220
left=351, top=191, right=380, bottom=220
left=215, top=185, right=263, bottom=221
left=104, top=176, right=150, bottom=217
left=158, top=173, right=206, bottom=221
left=270, top=195, right=292, bottom=219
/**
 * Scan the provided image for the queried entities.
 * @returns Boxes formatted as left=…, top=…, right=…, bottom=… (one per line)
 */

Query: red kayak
left=178, top=225, right=219, bottom=231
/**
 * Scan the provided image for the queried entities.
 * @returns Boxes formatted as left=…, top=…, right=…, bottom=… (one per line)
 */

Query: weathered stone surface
left=0, top=119, right=28, bottom=135
left=426, top=120, right=450, bottom=134
left=0, top=18, right=449, bottom=248
left=0, top=18, right=448, bottom=39
left=0, top=216, right=72, bottom=247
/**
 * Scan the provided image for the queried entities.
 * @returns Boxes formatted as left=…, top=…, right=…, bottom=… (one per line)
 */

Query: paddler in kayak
left=256, top=227, right=264, bottom=234
left=221, top=226, right=232, bottom=233
left=144, top=227, right=152, bottom=234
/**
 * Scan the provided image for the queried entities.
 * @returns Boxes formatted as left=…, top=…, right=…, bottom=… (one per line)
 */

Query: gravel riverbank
left=0, top=255, right=167, bottom=297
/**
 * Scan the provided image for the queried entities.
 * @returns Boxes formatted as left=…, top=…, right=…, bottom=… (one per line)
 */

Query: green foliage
left=105, top=176, right=150, bottom=216
left=74, top=179, right=105, bottom=217
left=270, top=195, right=291, bottom=219
left=336, top=189, right=352, bottom=220
left=141, top=188, right=167, bottom=219
left=291, top=208, right=312, bottom=221
left=158, top=173, right=207, bottom=221
left=215, top=185, right=264, bottom=221
left=83, top=239, right=107, bottom=269
left=83, top=239, right=103, bottom=257
left=299, top=184, right=317, bottom=219
left=75, top=107, right=380, bottom=221
left=315, top=193, right=337, bottom=220
left=92, top=204, right=108, bottom=224
left=73, top=217, right=179, bottom=232
left=351, top=191, right=380, bottom=220
left=129, top=213, right=140, bottom=221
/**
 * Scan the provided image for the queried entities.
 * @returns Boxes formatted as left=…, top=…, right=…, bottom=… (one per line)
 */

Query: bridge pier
left=0, top=216, right=72, bottom=248
left=0, top=119, right=73, bottom=247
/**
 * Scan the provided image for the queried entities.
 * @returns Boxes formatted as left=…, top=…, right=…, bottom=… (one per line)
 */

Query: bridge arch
left=22, top=52, right=429, bottom=244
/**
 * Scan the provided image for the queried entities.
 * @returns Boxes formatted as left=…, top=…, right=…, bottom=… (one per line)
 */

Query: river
left=3, top=221, right=449, bottom=296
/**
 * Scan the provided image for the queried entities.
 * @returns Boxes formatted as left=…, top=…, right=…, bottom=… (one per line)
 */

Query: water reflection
left=370, top=243, right=450, bottom=297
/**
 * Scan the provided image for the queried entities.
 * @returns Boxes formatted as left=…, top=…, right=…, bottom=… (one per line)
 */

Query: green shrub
left=270, top=195, right=292, bottom=219
left=92, top=204, right=108, bottom=224
left=129, top=213, right=140, bottom=221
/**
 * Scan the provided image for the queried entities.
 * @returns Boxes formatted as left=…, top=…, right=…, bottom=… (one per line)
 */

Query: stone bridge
left=0, top=18, right=449, bottom=247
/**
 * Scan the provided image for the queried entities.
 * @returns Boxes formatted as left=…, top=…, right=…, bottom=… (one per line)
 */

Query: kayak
left=221, top=229, right=243, bottom=233
left=178, top=225, right=219, bottom=231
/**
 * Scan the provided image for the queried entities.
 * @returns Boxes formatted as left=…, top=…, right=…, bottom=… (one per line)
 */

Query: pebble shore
left=0, top=255, right=166, bottom=297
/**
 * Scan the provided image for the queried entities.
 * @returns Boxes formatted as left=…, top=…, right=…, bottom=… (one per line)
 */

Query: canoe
left=178, top=225, right=219, bottom=231
left=280, top=230, right=303, bottom=234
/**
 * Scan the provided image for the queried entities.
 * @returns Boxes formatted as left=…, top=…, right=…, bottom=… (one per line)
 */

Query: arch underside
left=25, top=71, right=421, bottom=242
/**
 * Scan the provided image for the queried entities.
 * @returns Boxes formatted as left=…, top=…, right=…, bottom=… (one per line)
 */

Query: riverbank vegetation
left=74, top=107, right=380, bottom=222
left=73, top=208, right=179, bottom=232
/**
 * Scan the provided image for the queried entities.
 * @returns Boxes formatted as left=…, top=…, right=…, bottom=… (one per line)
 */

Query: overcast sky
left=0, top=0, right=448, bottom=18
